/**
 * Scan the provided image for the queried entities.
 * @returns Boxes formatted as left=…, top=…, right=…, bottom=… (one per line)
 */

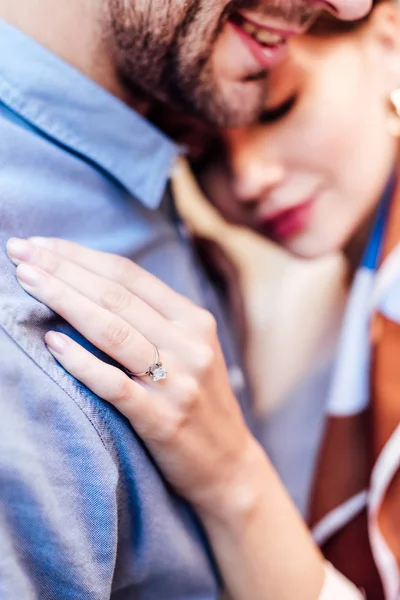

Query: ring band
left=128, top=344, right=167, bottom=382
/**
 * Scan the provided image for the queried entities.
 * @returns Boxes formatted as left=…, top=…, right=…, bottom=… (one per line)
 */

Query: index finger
left=30, top=237, right=196, bottom=323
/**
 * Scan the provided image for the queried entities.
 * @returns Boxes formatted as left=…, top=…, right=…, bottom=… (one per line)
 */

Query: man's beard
left=106, top=0, right=315, bottom=127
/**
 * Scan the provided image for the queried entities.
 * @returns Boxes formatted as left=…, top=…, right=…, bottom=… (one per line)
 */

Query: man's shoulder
left=0, top=247, right=139, bottom=465
left=0, top=289, right=151, bottom=478
left=0, top=321, right=113, bottom=454
left=0, top=324, right=123, bottom=599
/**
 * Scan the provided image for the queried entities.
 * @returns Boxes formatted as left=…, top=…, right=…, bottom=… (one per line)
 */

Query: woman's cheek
left=298, top=107, right=353, bottom=174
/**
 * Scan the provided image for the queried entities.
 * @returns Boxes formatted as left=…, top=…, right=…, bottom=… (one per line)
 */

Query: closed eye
left=258, top=95, right=297, bottom=125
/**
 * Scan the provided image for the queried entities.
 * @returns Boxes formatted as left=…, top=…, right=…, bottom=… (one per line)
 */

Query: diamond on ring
left=148, top=363, right=168, bottom=382
left=128, top=344, right=167, bottom=383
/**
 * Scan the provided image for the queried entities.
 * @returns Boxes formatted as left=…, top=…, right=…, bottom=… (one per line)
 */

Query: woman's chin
left=281, top=231, right=344, bottom=260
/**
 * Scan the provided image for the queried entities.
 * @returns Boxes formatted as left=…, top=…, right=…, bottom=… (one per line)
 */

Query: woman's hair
left=308, top=0, right=390, bottom=35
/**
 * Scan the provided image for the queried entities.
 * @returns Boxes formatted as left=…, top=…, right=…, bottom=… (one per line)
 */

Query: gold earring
left=388, top=88, right=400, bottom=137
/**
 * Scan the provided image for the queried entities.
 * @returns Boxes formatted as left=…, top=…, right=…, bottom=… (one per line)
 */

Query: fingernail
left=16, top=263, right=46, bottom=288
left=6, top=238, right=33, bottom=264
left=29, top=237, right=54, bottom=249
left=45, top=331, right=67, bottom=355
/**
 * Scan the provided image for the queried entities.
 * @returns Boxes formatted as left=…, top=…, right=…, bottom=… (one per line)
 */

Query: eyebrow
left=258, top=94, right=297, bottom=125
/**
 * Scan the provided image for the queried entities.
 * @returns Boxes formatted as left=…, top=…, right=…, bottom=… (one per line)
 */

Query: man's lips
left=257, top=196, right=317, bottom=239
left=234, top=11, right=305, bottom=38
left=228, top=13, right=293, bottom=70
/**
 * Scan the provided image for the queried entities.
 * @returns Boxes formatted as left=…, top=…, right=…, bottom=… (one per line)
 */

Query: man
left=0, top=0, right=370, bottom=598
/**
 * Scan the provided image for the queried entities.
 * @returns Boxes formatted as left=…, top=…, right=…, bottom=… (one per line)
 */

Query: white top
left=320, top=563, right=365, bottom=599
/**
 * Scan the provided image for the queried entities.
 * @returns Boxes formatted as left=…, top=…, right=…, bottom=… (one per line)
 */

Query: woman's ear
left=366, top=2, right=400, bottom=91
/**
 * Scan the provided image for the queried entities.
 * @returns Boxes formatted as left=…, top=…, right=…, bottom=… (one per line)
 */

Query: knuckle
left=178, top=376, right=200, bottom=411
left=112, top=255, right=136, bottom=282
left=44, top=276, right=68, bottom=308
left=191, top=342, right=215, bottom=374
left=41, top=250, right=61, bottom=276
left=156, top=378, right=200, bottom=444
left=112, top=376, right=133, bottom=406
left=196, top=309, right=217, bottom=338
left=103, top=318, right=132, bottom=349
left=47, top=238, right=58, bottom=251
left=100, top=284, right=131, bottom=313
left=155, top=415, right=181, bottom=444
left=157, top=410, right=191, bottom=444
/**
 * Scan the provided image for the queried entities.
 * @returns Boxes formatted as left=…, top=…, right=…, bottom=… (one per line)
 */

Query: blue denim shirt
left=0, top=19, right=251, bottom=600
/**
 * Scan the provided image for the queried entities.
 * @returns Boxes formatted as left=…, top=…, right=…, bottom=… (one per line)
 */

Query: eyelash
left=258, top=95, right=297, bottom=125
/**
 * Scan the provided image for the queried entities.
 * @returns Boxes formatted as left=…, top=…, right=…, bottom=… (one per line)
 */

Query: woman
left=5, top=0, right=400, bottom=597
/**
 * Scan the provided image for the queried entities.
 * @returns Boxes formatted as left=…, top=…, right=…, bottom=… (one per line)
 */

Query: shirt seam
left=0, top=313, right=112, bottom=454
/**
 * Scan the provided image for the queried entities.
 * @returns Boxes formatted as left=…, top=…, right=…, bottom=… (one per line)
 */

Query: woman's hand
left=6, top=236, right=261, bottom=520
left=7, top=236, right=345, bottom=600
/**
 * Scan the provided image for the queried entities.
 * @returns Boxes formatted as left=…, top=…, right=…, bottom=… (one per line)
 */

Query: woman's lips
left=258, top=197, right=316, bottom=239
left=227, top=19, right=289, bottom=70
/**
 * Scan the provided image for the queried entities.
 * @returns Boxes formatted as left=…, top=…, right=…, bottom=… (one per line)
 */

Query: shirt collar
left=0, top=19, right=180, bottom=210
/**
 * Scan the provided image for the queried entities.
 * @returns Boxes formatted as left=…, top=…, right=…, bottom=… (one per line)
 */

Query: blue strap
left=362, top=174, right=397, bottom=271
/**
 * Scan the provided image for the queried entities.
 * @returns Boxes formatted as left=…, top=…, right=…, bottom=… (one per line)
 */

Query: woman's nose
left=320, top=0, right=371, bottom=21
left=233, top=159, right=285, bottom=204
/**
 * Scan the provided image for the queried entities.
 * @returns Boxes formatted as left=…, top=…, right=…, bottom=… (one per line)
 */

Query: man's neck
left=0, top=0, right=150, bottom=114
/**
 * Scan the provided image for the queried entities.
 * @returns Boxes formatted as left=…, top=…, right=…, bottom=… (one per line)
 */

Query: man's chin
left=207, top=79, right=267, bottom=127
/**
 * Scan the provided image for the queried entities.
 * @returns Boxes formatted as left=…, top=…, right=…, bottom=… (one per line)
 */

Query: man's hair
left=308, top=0, right=391, bottom=35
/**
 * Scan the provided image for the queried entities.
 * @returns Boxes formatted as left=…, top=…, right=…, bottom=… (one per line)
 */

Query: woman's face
left=216, top=5, right=400, bottom=258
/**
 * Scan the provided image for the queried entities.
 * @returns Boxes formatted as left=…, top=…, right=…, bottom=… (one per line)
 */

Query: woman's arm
left=197, top=439, right=326, bottom=600
left=196, top=441, right=364, bottom=600
left=6, top=236, right=362, bottom=600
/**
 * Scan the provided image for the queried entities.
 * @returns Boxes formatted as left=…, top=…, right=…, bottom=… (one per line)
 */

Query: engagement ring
left=128, top=345, right=167, bottom=383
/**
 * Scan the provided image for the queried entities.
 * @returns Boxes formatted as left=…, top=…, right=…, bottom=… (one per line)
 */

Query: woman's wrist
left=194, top=436, right=272, bottom=527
